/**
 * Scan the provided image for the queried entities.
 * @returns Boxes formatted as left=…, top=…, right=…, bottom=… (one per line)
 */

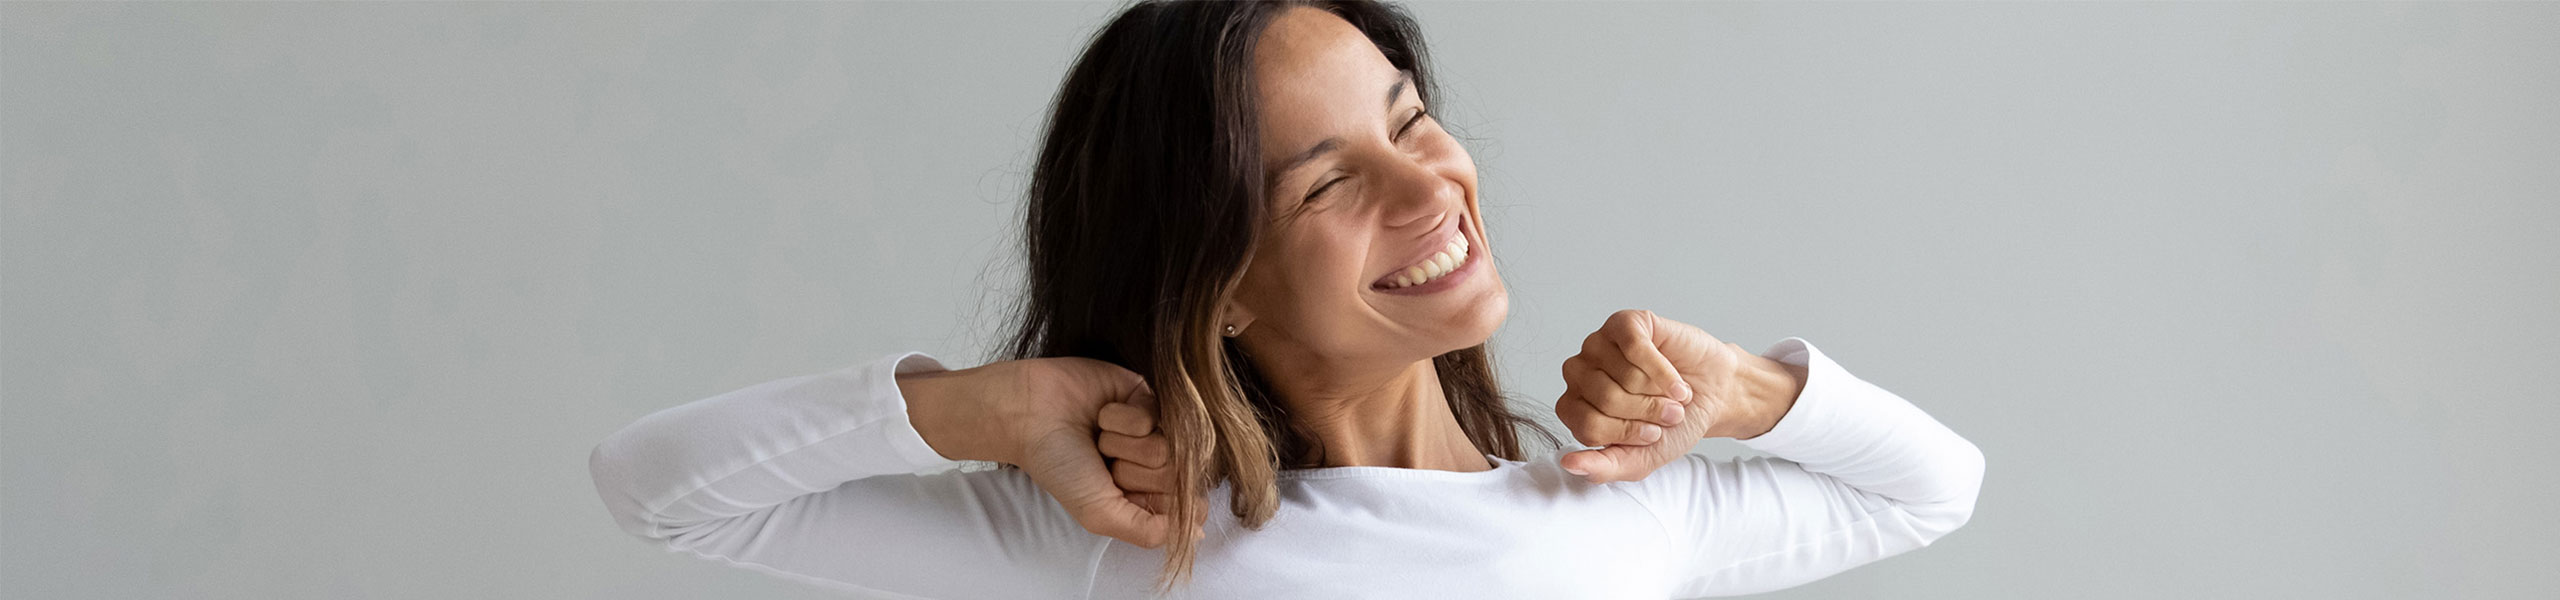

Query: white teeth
left=1381, top=234, right=1473, bottom=289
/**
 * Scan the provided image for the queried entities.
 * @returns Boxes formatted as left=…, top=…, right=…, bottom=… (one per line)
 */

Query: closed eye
left=1305, top=106, right=1432, bottom=201
left=1395, top=106, right=1429, bottom=139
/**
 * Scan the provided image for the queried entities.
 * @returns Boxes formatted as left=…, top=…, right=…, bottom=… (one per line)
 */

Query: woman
left=587, top=1, right=1984, bottom=598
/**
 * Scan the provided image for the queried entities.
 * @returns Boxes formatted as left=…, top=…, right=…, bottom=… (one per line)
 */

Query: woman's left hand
left=1554, top=309, right=1803, bottom=484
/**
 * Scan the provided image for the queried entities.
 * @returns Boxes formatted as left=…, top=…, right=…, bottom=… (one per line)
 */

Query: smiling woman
left=586, top=1, right=1984, bottom=598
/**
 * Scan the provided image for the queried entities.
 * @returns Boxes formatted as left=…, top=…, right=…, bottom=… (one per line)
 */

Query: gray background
left=5, top=1, right=2553, bottom=598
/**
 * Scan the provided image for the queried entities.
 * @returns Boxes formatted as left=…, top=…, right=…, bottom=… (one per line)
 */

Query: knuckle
left=1607, top=308, right=1651, bottom=329
left=1624, top=420, right=1659, bottom=443
left=1563, top=364, right=1600, bottom=391
left=1608, top=321, right=1642, bottom=343
left=1567, top=412, right=1614, bottom=446
left=1570, top=427, right=1605, bottom=447
left=1554, top=394, right=1588, bottom=421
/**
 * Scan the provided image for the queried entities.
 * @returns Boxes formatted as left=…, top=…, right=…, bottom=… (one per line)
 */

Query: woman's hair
left=1000, top=0, right=1560, bottom=591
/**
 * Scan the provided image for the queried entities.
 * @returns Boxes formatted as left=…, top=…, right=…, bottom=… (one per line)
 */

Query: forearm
left=588, top=353, right=961, bottom=540
left=586, top=352, right=1110, bottom=595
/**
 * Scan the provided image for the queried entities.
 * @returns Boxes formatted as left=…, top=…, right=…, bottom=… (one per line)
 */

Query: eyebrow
left=1266, top=69, right=1413, bottom=189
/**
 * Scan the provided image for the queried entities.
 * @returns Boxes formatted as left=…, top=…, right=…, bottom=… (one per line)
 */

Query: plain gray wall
left=5, top=1, right=2554, bottom=598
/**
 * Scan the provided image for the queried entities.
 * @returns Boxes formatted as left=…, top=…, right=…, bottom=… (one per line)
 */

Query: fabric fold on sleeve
left=1737, top=338, right=1985, bottom=510
left=588, top=352, right=963, bottom=540
left=586, top=351, right=1107, bottom=599
left=1624, top=336, right=1986, bottom=598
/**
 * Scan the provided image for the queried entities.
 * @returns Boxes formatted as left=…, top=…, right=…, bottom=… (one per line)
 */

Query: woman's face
left=1228, top=7, right=1506, bottom=369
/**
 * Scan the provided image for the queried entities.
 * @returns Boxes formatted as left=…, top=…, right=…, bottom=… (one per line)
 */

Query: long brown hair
left=1000, top=0, right=1560, bottom=592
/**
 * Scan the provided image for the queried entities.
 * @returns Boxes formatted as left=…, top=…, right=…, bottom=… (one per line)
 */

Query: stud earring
left=1222, top=323, right=1239, bottom=337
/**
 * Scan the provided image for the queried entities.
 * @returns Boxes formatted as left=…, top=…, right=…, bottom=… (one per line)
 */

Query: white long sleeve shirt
left=587, top=337, right=1984, bottom=599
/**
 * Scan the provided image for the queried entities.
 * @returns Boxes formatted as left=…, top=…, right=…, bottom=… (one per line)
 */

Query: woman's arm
left=585, top=352, right=1107, bottom=599
left=1626, top=337, right=1986, bottom=598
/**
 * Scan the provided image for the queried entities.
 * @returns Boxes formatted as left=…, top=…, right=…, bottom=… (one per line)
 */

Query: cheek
left=1242, top=235, right=1370, bottom=317
left=1295, top=239, right=1370, bottom=300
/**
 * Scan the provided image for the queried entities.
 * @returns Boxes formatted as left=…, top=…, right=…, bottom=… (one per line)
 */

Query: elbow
left=1919, top=438, right=1987, bottom=544
left=589, top=431, right=748, bottom=549
left=588, top=435, right=677, bottom=543
left=1952, top=438, right=1986, bottom=527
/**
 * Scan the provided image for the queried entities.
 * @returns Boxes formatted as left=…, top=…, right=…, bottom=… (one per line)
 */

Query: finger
left=1096, top=401, right=1155, bottom=437
left=1096, top=431, right=1170, bottom=468
left=1020, top=433, right=1178, bottom=548
left=1594, top=310, right=1692, bottom=403
left=1125, top=493, right=1210, bottom=522
left=1076, top=491, right=1177, bottom=548
left=1583, top=334, right=1691, bottom=411
left=1555, top=393, right=1664, bottom=448
left=1110, top=455, right=1177, bottom=494
left=1561, top=440, right=1684, bottom=484
left=1564, top=355, right=1683, bottom=427
left=1125, top=492, right=1212, bottom=542
left=1128, top=491, right=1171, bottom=515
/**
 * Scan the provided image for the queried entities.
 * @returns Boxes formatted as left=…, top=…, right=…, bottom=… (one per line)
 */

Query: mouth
left=1370, top=213, right=1479, bottom=295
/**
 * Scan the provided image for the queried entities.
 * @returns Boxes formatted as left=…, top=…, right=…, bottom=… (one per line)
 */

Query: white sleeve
left=1627, top=337, right=1987, bottom=598
left=586, top=352, right=1108, bottom=599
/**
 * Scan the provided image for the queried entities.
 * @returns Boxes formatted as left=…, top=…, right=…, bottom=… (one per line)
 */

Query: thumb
left=1560, top=443, right=1673, bottom=484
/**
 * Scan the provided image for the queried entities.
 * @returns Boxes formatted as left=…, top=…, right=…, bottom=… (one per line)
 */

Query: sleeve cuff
left=872, top=351, right=965, bottom=471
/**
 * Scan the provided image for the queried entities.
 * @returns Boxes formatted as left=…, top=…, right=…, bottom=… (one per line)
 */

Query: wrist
left=897, top=367, right=1010, bottom=464
left=1709, top=353, right=1807, bottom=440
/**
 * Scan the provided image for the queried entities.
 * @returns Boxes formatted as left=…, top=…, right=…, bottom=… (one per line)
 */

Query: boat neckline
left=1271, top=453, right=1530, bottom=483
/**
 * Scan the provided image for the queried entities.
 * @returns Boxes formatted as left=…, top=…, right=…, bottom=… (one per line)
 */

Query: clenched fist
left=1554, top=309, right=1808, bottom=484
left=899, top=357, right=1198, bottom=548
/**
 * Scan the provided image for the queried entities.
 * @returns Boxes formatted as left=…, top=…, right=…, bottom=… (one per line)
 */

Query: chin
left=1442, top=279, right=1509, bottom=351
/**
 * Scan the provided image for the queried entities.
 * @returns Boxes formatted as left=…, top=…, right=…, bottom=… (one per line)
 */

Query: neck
left=1256, top=354, right=1494, bottom=473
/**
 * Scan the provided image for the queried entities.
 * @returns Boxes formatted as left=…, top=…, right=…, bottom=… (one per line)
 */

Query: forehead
left=1253, top=8, right=1400, bottom=152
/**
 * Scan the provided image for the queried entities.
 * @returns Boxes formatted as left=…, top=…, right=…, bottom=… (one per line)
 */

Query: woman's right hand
left=897, top=357, right=1189, bottom=548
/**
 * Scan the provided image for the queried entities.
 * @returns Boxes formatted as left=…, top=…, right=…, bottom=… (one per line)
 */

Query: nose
left=1376, top=155, right=1464, bottom=230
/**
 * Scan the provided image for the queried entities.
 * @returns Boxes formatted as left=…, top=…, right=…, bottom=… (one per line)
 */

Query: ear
left=1219, top=300, right=1257, bottom=336
left=1215, top=280, right=1258, bottom=336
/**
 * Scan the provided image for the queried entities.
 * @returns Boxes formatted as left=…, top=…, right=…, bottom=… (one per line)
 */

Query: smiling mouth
left=1372, top=216, right=1472, bottom=290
